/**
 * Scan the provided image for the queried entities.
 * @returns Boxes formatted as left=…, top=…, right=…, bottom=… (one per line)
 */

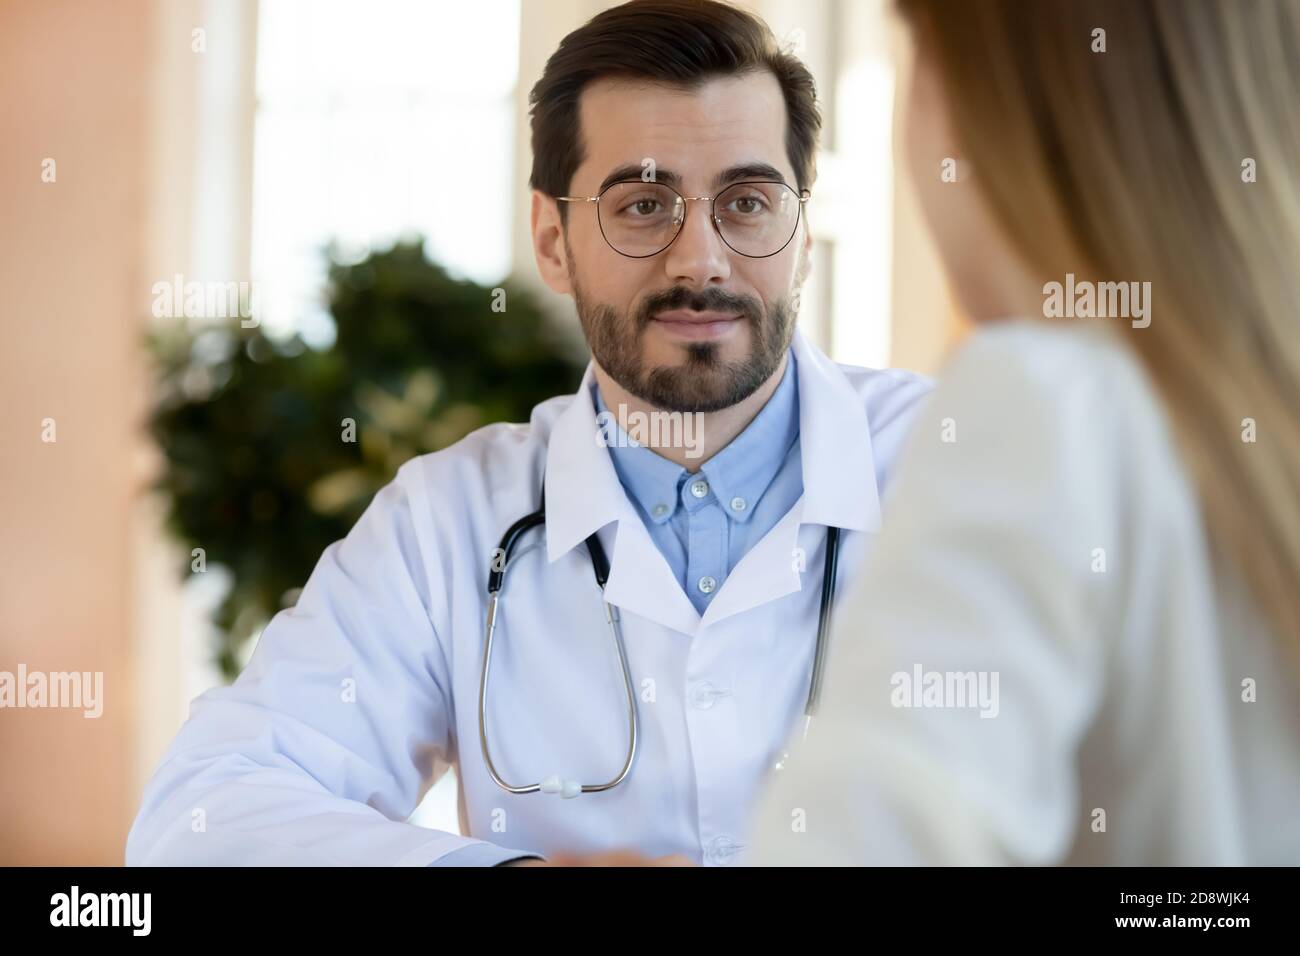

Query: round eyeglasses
left=556, top=180, right=810, bottom=259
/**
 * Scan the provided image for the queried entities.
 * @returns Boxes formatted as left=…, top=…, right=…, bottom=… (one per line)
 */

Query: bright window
left=251, top=0, right=521, bottom=348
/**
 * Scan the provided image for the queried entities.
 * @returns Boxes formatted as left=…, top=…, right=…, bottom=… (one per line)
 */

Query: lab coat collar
left=544, top=364, right=701, bottom=636
left=543, top=328, right=880, bottom=634
left=543, top=362, right=631, bottom=563
left=787, top=328, right=881, bottom=534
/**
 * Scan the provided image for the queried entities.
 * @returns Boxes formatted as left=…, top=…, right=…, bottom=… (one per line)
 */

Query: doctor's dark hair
left=528, top=0, right=821, bottom=211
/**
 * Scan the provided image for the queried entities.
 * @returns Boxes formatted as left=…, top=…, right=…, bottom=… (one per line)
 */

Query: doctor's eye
left=723, top=193, right=769, bottom=216
left=602, top=182, right=679, bottom=228
left=624, top=197, right=665, bottom=217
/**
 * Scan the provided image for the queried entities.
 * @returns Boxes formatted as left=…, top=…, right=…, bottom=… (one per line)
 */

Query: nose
left=661, top=198, right=731, bottom=288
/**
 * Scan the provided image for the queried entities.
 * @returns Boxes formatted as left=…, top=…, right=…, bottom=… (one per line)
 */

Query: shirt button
left=696, top=575, right=717, bottom=595
left=729, top=496, right=746, bottom=512
left=652, top=503, right=669, bottom=518
left=704, top=834, right=746, bottom=866
left=689, top=479, right=710, bottom=499
left=689, top=680, right=722, bottom=709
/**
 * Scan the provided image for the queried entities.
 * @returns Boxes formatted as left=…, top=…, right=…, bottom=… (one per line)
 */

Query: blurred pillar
left=0, top=0, right=258, bottom=865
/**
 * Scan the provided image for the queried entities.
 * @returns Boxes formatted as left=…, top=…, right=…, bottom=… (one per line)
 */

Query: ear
left=531, top=190, right=572, bottom=295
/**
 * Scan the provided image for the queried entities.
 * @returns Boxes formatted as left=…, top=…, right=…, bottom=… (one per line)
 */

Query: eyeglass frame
left=555, top=179, right=811, bottom=260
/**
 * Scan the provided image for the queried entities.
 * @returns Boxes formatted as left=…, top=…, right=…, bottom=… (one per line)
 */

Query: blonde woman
left=749, top=0, right=1300, bottom=865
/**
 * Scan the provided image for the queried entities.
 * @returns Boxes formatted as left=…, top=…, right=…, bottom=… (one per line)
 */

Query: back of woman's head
left=897, top=0, right=1300, bottom=647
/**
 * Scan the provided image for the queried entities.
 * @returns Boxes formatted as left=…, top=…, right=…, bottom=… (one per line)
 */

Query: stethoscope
left=478, top=478, right=842, bottom=798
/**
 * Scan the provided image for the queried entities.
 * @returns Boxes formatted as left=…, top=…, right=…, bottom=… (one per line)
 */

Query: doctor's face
left=539, top=73, right=811, bottom=413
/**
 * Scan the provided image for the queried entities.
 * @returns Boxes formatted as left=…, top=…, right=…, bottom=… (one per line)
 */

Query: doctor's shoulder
left=833, top=359, right=934, bottom=493
left=836, top=361, right=934, bottom=434
left=387, top=391, right=570, bottom=544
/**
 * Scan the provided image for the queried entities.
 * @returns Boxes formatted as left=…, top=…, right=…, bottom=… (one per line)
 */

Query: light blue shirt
left=593, top=349, right=803, bottom=615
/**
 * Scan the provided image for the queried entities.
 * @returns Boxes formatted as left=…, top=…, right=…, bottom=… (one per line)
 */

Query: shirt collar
left=544, top=328, right=879, bottom=565
left=590, top=387, right=688, bottom=525
left=590, top=351, right=800, bottom=527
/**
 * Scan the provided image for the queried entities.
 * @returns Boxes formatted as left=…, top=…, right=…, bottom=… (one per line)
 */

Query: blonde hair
left=899, top=0, right=1300, bottom=644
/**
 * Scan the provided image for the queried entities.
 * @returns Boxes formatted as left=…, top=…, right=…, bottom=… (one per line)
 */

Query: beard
left=571, top=275, right=798, bottom=414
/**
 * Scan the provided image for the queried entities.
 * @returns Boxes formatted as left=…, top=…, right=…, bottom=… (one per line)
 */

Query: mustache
left=635, top=286, right=764, bottom=328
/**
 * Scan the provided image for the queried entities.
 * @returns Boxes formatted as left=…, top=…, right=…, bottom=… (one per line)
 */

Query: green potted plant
left=146, top=239, right=584, bottom=678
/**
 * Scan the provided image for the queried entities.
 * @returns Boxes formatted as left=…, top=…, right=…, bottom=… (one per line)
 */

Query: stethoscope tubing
left=479, top=481, right=840, bottom=796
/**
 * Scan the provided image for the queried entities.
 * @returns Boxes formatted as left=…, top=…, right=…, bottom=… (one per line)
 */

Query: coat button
left=689, top=680, right=725, bottom=709
left=704, top=834, right=746, bottom=866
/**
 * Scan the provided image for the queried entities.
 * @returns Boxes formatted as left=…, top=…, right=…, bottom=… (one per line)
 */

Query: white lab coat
left=125, top=329, right=932, bottom=866
left=748, top=320, right=1300, bottom=866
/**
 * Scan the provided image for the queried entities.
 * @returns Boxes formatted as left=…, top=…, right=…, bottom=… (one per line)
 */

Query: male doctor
left=126, top=0, right=931, bottom=867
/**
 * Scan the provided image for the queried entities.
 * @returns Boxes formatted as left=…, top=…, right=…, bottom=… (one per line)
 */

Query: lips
left=649, top=309, right=744, bottom=342
left=651, top=309, right=742, bottom=325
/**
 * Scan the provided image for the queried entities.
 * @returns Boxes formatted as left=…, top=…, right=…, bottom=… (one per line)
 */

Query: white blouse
left=747, top=320, right=1300, bottom=866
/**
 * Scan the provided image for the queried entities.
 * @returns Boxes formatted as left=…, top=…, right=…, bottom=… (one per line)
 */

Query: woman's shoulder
left=933, top=318, right=1179, bottom=476
left=945, top=318, right=1153, bottom=401
left=894, top=318, right=1203, bottom=599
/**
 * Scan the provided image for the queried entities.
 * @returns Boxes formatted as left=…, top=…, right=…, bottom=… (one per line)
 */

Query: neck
left=593, top=351, right=790, bottom=473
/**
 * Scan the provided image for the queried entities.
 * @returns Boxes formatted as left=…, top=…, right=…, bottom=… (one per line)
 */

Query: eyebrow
left=711, top=163, right=789, bottom=189
left=595, top=161, right=792, bottom=195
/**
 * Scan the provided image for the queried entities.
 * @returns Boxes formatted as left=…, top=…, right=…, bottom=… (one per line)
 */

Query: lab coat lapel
left=790, top=329, right=881, bottom=534
left=698, top=497, right=805, bottom=627
left=543, top=365, right=625, bottom=561
left=544, top=365, right=702, bottom=638
left=602, top=518, right=701, bottom=638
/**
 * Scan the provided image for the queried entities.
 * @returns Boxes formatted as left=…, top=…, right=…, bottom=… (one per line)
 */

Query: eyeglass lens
left=596, top=181, right=801, bottom=258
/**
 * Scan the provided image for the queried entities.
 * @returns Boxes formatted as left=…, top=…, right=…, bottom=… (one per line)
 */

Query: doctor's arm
left=748, top=327, right=1132, bottom=866
left=126, top=461, right=538, bottom=866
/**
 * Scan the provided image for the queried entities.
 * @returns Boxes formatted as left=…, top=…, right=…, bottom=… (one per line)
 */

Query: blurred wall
left=0, top=0, right=256, bottom=865
left=0, top=0, right=155, bottom=865
left=888, top=16, right=965, bottom=370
